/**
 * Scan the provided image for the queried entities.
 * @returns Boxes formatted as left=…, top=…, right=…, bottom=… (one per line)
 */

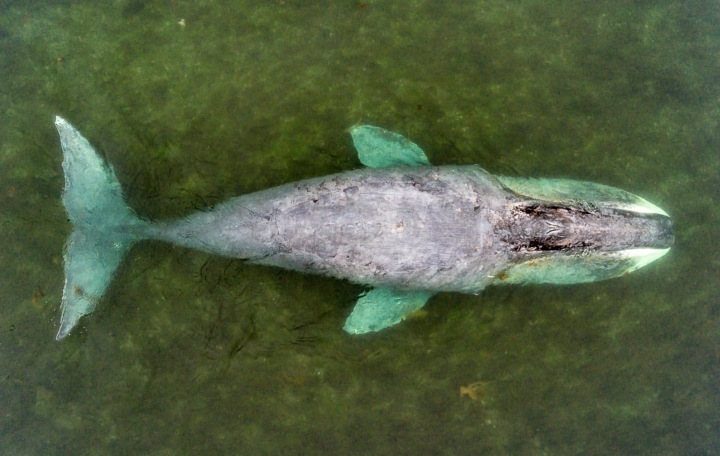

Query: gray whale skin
left=53, top=117, right=673, bottom=340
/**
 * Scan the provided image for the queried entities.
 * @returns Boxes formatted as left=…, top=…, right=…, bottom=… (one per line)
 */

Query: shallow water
left=0, top=1, right=718, bottom=454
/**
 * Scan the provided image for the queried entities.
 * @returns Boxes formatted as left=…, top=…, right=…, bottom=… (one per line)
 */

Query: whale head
left=494, top=176, right=673, bottom=285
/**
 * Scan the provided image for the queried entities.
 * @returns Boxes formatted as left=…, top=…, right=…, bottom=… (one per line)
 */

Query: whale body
left=53, top=117, right=673, bottom=340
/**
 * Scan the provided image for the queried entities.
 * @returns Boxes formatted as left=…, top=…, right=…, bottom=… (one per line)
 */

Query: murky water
left=0, top=1, right=717, bottom=454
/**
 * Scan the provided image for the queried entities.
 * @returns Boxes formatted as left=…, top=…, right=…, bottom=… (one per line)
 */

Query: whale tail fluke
left=54, top=116, right=146, bottom=340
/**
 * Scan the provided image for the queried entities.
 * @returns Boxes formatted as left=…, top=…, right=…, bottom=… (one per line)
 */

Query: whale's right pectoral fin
left=350, top=125, right=431, bottom=168
left=343, top=288, right=434, bottom=334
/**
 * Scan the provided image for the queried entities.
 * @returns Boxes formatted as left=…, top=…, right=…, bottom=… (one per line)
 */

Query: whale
left=53, top=117, right=673, bottom=340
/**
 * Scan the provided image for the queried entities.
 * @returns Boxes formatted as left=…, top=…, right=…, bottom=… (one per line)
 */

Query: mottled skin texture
left=150, top=165, right=511, bottom=293
left=147, top=164, right=674, bottom=294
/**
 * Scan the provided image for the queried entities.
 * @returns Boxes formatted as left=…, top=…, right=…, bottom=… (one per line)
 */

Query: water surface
left=0, top=1, right=717, bottom=454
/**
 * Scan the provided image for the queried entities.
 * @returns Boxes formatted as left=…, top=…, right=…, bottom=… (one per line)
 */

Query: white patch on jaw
left=619, top=248, right=671, bottom=272
left=614, top=197, right=669, bottom=217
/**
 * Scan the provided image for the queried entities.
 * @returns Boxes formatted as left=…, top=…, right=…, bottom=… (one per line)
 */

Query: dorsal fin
left=350, top=125, right=431, bottom=168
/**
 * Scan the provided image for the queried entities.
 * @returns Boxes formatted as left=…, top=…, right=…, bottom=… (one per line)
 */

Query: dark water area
left=0, top=1, right=717, bottom=454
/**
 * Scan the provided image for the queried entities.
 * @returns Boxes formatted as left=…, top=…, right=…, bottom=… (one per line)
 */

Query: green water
left=0, top=1, right=718, bottom=454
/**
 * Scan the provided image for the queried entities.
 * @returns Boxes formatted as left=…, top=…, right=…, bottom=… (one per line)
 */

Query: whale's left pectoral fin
left=350, top=125, right=431, bottom=168
left=343, top=288, right=434, bottom=334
